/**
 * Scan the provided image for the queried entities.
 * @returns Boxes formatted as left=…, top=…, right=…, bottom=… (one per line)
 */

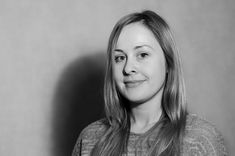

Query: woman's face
left=112, top=22, right=166, bottom=104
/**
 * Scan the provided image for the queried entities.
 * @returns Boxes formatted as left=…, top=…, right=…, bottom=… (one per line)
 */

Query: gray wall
left=0, top=0, right=234, bottom=155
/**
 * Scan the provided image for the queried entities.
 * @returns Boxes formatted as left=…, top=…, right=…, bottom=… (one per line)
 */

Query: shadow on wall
left=52, top=52, right=106, bottom=156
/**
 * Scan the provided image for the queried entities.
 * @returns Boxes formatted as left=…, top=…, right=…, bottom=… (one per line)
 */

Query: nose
left=123, top=58, right=137, bottom=75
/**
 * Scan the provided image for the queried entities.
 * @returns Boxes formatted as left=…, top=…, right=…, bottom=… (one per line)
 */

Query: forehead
left=116, top=22, right=159, bottom=49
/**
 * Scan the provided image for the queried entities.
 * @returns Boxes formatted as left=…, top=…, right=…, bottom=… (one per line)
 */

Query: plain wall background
left=0, top=0, right=234, bottom=155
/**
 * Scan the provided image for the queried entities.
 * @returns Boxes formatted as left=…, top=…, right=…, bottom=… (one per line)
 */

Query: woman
left=72, top=10, right=227, bottom=156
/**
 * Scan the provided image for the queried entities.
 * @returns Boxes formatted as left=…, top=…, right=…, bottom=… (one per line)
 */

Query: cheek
left=112, top=67, right=124, bottom=93
left=148, top=57, right=166, bottom=82
left=112, top=64, right=123, bottom=82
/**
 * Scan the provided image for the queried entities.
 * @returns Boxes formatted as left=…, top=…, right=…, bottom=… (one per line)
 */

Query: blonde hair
left=92, top=10, right=187, bottom=156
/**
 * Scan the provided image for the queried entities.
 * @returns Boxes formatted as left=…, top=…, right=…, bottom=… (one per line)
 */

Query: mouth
left=124, top=80, right=146, bottom=88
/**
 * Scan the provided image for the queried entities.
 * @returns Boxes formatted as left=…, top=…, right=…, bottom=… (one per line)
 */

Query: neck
left=130, top=88, right=163, bottom=133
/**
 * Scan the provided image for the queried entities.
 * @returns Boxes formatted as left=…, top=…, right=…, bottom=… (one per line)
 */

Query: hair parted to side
left=91, top=10, right=187, bottom=156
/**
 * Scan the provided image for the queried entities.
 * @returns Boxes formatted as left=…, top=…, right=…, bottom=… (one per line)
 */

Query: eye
left=114, top=55, right=126, bottom=63
left=137, top=52, right=149, bottom=59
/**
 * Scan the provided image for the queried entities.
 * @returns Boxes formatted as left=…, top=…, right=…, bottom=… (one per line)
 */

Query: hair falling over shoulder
left=91, top=10, right=187, bottom=156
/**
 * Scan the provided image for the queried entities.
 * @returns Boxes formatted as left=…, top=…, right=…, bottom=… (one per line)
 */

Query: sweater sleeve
left=183, top=114, right=228, bottom=156
left=71, top=119, right=108, bottom=156
left=72, top=131, right=83, bottom=156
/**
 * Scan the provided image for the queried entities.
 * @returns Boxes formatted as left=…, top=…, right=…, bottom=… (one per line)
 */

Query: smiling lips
left=124, top=80, right=146, bottom=88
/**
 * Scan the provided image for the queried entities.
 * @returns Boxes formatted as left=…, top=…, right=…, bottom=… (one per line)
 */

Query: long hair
left=92, top=10, right=187, bottom=156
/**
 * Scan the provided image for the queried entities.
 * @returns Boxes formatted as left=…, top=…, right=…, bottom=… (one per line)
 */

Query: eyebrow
left=134, top=44, right=153, bottom=50
left=113, top=49, right=124, bottom=52
left=114, top=44, right=153, bottom=52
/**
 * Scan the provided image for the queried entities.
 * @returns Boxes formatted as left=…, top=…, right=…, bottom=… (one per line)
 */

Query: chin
left=123, top=92, right=149, bottom=104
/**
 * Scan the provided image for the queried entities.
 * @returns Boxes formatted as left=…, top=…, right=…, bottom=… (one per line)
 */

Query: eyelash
left=137, top=52, right=149, bottom=59
left=114, top=55, right=126, bottom=63
left=114, top=52, right=149, bottom=63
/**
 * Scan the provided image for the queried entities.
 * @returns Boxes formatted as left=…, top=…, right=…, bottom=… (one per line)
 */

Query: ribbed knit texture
left=72, top=114, right=227, bottom=156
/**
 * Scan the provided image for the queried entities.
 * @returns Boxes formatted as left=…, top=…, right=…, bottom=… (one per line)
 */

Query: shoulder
left=72, top=118, right=109, bottom=156
left=185, top=114, right=220, bottom=135
left=79, top=118, right=109, bottom=140
left=182, top=114, right=227, bottom=156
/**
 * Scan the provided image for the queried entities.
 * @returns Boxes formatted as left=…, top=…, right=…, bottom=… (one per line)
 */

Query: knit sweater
left=72, top=114, right=227, bottom=156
